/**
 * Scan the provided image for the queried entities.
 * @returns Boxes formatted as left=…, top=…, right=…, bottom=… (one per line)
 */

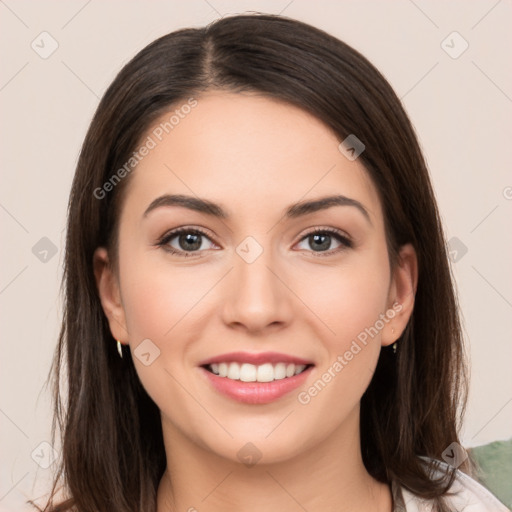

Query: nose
left=220, top=247, right=294, bottom=334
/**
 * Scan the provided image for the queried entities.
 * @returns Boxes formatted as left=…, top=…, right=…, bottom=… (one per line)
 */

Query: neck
left=156, top=408, right=392, bottom=512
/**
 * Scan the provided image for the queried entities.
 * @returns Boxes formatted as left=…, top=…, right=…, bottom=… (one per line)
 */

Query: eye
left=156, top=226, right=353, bottom=258
left=157, top=227, right=217, bottom=257
left=295, top=227, right=353, bottom=256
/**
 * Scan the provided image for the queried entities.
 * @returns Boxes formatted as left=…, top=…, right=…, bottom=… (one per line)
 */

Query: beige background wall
left=1, top=1, right=511, bottom=509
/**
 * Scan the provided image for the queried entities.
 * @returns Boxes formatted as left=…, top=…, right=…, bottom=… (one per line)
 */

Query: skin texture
left=94, top=91, right=418, bottom=512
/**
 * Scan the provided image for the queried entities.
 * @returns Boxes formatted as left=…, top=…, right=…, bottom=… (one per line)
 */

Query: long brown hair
left=33, top=13, right=470, bottom=512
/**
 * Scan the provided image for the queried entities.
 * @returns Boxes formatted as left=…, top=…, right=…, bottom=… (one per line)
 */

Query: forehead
left=121, top=91, right=383, bottom=225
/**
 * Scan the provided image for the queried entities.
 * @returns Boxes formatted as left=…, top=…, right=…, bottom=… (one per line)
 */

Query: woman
left=33, top=13, right=508, bottom=512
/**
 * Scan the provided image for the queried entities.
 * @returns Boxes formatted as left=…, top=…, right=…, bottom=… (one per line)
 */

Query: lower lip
left=199, top=366, right=314, bottom=404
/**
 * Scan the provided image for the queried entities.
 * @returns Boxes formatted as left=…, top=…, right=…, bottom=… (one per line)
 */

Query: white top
left=392, top=458, right=509, bottom=511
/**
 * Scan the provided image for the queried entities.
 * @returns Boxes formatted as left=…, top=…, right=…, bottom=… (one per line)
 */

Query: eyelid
left=156, top=224, right=217, bottom=242
left=298, top=225, right=352, bottom=244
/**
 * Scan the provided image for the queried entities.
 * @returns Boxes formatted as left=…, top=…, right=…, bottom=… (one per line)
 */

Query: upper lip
left=198, top=351, right=314, bottom=367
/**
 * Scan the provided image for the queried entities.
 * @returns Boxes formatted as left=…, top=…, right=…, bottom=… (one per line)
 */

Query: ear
left=93, top=247, right=129, bottom=344
left=381, top=243, right=418, bottom=347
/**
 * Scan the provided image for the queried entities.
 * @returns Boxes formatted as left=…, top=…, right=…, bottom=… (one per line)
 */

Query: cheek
left=120, top=254, right=210, bottom=343
left=294, top=260, right=390, bottom=427
left=118, top=258, right=206, bottom=417
left=116, top=253, right=202, bottom=395
left=296, top=256, right=390, bottom=348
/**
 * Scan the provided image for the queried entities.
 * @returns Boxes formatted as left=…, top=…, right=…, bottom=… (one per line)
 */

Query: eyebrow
left=143, top=193, right=372, bottom=224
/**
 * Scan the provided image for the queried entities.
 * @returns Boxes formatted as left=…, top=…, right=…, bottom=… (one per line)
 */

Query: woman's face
left=95, top=91, right=416, bottom=465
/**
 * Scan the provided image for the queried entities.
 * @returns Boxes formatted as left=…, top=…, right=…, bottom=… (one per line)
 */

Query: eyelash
left=156, top=226, right=353, bottom=258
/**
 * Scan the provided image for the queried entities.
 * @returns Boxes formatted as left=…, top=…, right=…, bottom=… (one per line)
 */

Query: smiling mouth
left=202, top=362, right=313, bottom=383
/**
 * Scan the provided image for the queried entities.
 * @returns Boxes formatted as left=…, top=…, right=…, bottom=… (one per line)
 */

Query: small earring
left=117, top=340, right=123, bottom=359
left=392, top=342, right=397, bottom=354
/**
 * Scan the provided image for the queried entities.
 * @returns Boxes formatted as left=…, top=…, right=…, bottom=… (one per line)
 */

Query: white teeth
left=274, top=362, right=287, bottom=380
left=227, top=362, right=240, bottom=380
left=207, top=362, right=309, bottom=382
left=240, top=363, right=256, bottom=382
left=257, top=363, right=274, bottom=382
left=294, top=364, right=306, bottom=375
left=218, top=363, right=228, bottom=377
